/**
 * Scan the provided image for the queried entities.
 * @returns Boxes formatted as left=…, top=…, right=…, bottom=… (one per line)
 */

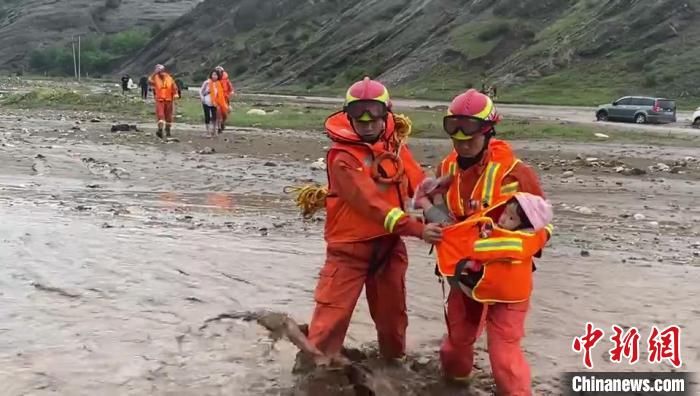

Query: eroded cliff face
left=120, top=0, right=700, bottom=99
left=0, top=0, right=201, bottom=70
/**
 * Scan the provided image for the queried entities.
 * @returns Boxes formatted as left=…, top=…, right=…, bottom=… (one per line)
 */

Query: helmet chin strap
left=457, top=129, right=494, bottom=170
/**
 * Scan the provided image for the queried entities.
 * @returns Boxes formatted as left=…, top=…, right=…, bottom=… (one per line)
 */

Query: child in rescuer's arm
left=414, top=187, right=553, bottom=283
left=459, top=193, right=552, bottom=285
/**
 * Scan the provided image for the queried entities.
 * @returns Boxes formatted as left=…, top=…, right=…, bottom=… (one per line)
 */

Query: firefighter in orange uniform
left=434, top=89, right=550, bottom=395
left=306, top=77, right=443, bottom=364
left=148, top=64, right=179, bottom=139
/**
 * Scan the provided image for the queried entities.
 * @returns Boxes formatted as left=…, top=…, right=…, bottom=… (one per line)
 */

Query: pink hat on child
left=513, top=192, right=553, bottom=231
left=155, top=64, right=165, bottom=72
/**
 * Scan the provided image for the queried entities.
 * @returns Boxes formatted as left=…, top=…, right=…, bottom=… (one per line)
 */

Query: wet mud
left=1, top=107, right=699, bottom=395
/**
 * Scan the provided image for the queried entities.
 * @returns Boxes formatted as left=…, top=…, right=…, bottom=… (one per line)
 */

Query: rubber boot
left=165, top=124, right=172, bottom=138
left=156, top=126, right=163, bottom=139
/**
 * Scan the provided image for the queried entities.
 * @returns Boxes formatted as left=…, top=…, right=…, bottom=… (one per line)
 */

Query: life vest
left=324, top=111, right=424, bottom=243
left=435, top=196, right=553, bottom=304
left=439, top=139, right=521, bottom=221
left=150, top=73, right=177, bottom=101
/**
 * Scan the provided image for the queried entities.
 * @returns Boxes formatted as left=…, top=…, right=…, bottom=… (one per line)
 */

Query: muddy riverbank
left=1, top=109, right=699, bottom=395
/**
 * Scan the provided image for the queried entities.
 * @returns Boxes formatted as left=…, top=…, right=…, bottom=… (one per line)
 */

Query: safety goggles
left=345, top=100, right=388, bottom=121
left=443, top=115, right=492, bottom=139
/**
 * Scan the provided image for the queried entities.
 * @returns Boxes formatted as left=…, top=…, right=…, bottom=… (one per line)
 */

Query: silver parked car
left=596, top=96, right=676, bottom=124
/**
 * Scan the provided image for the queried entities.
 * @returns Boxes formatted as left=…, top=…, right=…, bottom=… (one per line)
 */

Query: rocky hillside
left=118, top=0, right=700, bottom=105
left=0, top=0, right=201, bottom=71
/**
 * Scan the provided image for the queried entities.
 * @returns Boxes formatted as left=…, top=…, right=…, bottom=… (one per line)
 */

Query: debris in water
left=311, top=158, right=327, bottom=170
left=200, top=312, right=346, bottom=374
left=633, top=213, right=646, bottom=221
left=562, top=171, right=574, bottom=178
left=198, top=147, right=215, bottom=155
left=577, top=206, right=593, bottom=215
left=110, top=124, right=139, bottom=133
left=185, top=296, right=205, bottom=303
left=594, top=133, right=609, bottom=138
left=32, top=282, right=81, bottom=299
left=264, top=161, right=278, bottom=167
left=649, top=163, right=671, bottom=172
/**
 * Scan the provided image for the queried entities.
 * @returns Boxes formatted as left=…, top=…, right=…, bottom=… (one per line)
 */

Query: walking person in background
left=121, top=74, right=130, bottom=95
left=199, top=70, right=227, bottom=137
left=214, top=65, right=234, bottom=132
left=139, top=76, right=149, bottom=100
left=148, top=64, right=179, bottom=139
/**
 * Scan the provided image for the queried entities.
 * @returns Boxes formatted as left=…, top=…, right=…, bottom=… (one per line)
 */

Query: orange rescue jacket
left=324, top=112, right=425, bottom=243
left=439, top=139, right=522, bottom=220
left=435, top=196, right=553, bottom=304
left=149, top=73, right=178, bottom=102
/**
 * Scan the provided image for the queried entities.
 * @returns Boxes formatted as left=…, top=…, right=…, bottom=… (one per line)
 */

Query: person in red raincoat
left=306, top=77, right=443, bottom=365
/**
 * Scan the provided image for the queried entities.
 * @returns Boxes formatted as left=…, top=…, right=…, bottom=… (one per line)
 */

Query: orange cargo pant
left=440, top=287, right=531, bottom=396
left=308, top=237, right=408, bottom=359
left=220, top=97, right=230, bottom=124
left=155, top=100, right=174, bottom=127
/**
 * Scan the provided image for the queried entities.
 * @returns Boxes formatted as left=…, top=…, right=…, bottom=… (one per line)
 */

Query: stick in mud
left=199, top=311, right=399, bottom=396
left=199, top=311, right=325, bottom=359
left=32, top=282, right=81, bottom=299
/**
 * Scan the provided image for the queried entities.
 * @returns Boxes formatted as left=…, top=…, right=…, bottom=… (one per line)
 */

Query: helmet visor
left=346, top=100, right=388, bottom=121
left=443, top=115, right=491, bottom=138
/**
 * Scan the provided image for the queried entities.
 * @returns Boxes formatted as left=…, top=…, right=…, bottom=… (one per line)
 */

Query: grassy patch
left=449, top=21, right=508, bottom=60
left=28, top=28, right=154, bottom=77
left=1, top=88, right=152, bottom=118
left=4, top=88, right=698, bottom=147
left=392, top=64, right=476, bottom=101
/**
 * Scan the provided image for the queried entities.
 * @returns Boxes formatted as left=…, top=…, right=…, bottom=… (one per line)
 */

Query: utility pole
left=78, top=35, right=81, bottom=82
left=72, top=36, right=77, bottom=79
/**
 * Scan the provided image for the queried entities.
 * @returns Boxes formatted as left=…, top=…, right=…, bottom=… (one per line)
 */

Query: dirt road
left=1, top=108, right=699, bottom=395
left=245, top=93, right=700, bottom=136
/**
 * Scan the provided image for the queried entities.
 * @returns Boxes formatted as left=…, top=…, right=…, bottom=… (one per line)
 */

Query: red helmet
left=344, top=77, right=392, bottom=121
left=444, top=89, right=501, bottom=140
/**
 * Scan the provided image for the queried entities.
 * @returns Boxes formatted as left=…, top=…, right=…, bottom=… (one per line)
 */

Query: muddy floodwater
left=1, top=109, right=699, bottom=395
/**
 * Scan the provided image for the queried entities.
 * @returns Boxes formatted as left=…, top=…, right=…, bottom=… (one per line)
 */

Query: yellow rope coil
left=285, top=114, right=413, bottom=218
left=283, top=184, right=328, bottom=219
left=393, top=113, right=412, bottom=145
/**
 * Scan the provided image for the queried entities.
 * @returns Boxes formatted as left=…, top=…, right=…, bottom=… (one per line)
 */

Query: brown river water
left=1, top=110, right=699, bottom=395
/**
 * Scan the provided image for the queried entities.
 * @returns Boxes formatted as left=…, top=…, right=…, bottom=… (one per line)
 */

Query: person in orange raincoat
left=427, top=89, right=551, bottom=395
left=148, top=64, right=179, bottom=139
left=199, top=69, right=229, bottom=137
left=306, top=77, right=443, bottom=365
left=215, top=65, right=234, bottom=132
